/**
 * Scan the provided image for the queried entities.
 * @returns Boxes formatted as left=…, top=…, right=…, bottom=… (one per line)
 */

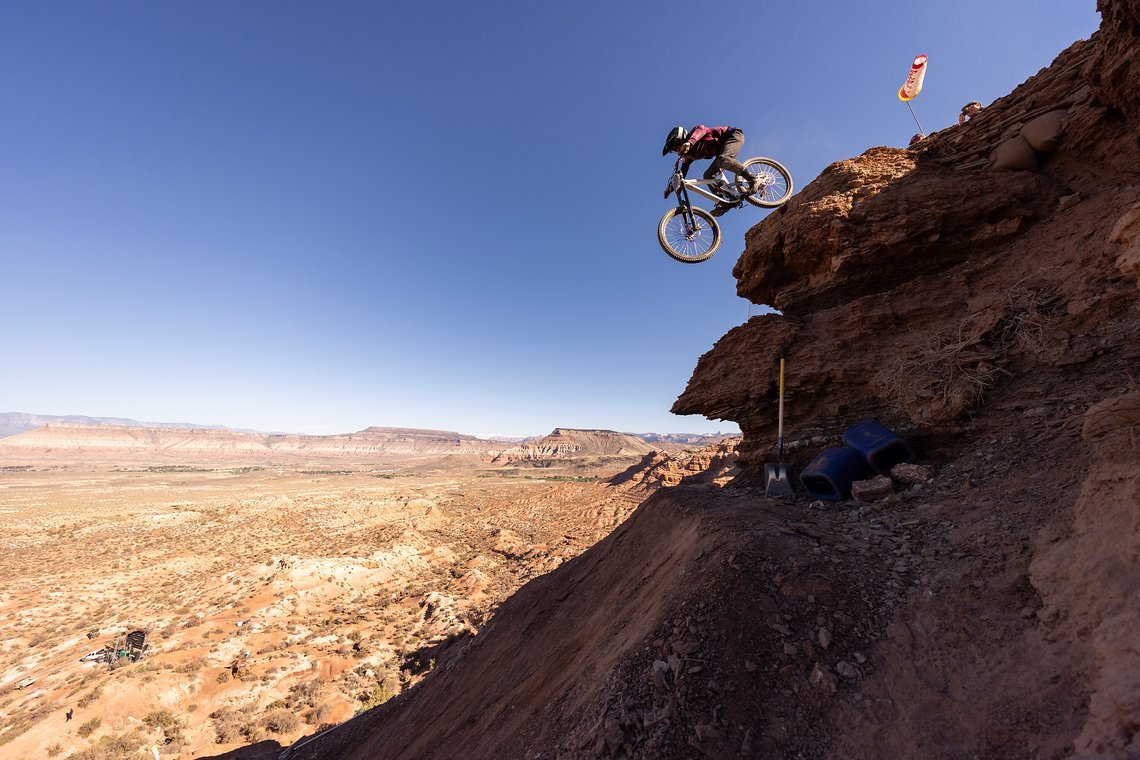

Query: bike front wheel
left=657, top=206, right=722, bottom=263
left=742, top=157, right=794, bottom=208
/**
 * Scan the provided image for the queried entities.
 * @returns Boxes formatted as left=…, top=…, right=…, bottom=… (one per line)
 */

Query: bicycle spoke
left=745, top=160, right=792, bottom=207
left=665, top=214, right=715, bottom=258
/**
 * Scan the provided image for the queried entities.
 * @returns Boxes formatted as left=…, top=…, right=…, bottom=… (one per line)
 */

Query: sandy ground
left=0, top=457, right=644, bottom=759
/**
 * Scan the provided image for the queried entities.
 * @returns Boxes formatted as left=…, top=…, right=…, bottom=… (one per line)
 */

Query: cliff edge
left=278, top=4, right=1140, bottom=758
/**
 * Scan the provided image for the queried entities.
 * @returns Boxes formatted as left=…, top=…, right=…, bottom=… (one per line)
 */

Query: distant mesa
left=487, top=428, right=689, bottom=464
left=0, top=415, right=728, bottom=464
left=0, top=411, right=247, bottom=439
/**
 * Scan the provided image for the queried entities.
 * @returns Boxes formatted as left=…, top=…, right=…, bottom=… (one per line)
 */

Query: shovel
left=764, top=349, right=795, bottom=499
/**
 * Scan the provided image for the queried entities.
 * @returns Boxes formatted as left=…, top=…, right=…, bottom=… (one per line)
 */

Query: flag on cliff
left=898, top=54, right=928, bottom=101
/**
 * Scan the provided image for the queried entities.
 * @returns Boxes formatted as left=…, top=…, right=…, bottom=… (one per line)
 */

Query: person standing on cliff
left=662, top=124, right=756, bottom=216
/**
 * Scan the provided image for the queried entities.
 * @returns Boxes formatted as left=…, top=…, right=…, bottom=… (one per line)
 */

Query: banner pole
left=906, top=100, right=925, bottom=134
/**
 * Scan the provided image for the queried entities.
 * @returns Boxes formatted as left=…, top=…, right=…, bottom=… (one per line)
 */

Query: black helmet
left=662, top=126, right=688, bottom=156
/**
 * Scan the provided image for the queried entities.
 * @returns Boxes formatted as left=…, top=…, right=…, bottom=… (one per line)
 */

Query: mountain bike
left=658, top=156, right=793, bottom=263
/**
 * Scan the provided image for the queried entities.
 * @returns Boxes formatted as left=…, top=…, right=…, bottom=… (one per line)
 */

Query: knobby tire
left=657, top=206, right=722, bottom=264
left=742, top=157, right=794, bottom=208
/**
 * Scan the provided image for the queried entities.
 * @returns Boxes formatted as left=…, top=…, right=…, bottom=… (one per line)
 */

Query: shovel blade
left=764, top=463, right=795, bottom=499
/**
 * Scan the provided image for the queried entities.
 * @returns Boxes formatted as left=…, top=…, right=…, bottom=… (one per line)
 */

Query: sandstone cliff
left=674, top=9, right=1140, bottom=484
left=488, top=428, right=664, bottom=464
left=278, top=4, right=1140, bottom=757
left=609, top=438, right=740, bottom=491
left=0, top=412, right=234, bottom=438
left=0, top=423, right=699, bottom=469
left=0, top=423, right=504, bottom=461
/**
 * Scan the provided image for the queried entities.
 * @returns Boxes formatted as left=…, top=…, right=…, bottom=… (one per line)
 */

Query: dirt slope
left=280, top=5, right=1139, bottom=758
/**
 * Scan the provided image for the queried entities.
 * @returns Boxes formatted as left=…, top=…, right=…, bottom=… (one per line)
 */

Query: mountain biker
left=662, top=125, right=756, bottom=216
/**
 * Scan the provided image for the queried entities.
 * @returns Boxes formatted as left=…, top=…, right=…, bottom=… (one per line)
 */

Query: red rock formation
left=0, top=423, right=505, bottom=461
left=280, top=6, right=1140, bottom=758
left=488, top=428, right=661, bottom=463
left=609, top=438, right=740, bottom=491
left=674, top=15, right=1140, bottom=484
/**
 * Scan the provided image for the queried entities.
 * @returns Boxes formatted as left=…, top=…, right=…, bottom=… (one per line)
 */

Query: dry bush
left=995, top=281, right=1063, bottom=355
left=47, top=743, right=63, bottom=757
left=175, top=657, right=207, bottom=674
left=287, top=678, right=326, bottom=710
left=0, top=706, right=49, bottom=746
left=209, top=705, right=260, bottom=744
left=875, top=319, right=1004, bottom=423
left=261, top=708, right=299, bottom=734
left=142, top=710, right=186, bottom=750
left=66, top=731, right=144, bottom=760
left=76, top=716, right=102, bottom=737
left=142, top=709, right=178, bottom=729
left=875, top=278, right=1063, bottom=424
left=304, top=702, right=336, bottom=726
left=210, top=707, right=241, bottom=744
left=357, top=674, right=398, bottom=711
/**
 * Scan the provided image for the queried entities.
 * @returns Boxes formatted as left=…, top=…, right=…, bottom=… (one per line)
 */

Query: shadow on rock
left=198, top=739, right=283, bottom=760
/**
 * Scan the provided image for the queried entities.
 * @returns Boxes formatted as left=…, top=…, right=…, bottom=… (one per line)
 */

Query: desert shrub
left=875, top=281, right=1064, bottom=424
left=47, top=743, right=63, bottom=757
left=142, top=709, right=178, bottom=729
left=261, top=708, right=299, bottom=734
left=175, top=657, right=207, bottom=674
left=66, top=730, right=144, bottom=760
left=76, top=716, right=102, bottom=737
left=209, top=707, right=242, bottom=744
left=216, top=670, right=230, bottom=683
left=75, top=688, right=102, bottom=711
left=304, top=702, right=335, bottom=726
left=287, top=678, right=325, bottom=709
left=0, top=711, right=32, bottom=746
left=357, top=676, right=397, bottom=710
left=210, top=704, right=263, bottom=745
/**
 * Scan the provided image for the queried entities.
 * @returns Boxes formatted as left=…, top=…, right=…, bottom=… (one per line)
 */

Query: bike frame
left=679, top=172, right=743, bottom=204
left=666, top=158, right=746, bottom=226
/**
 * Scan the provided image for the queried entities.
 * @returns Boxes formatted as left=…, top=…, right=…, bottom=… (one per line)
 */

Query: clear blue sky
left=0, top=1, right=1100, bottom=437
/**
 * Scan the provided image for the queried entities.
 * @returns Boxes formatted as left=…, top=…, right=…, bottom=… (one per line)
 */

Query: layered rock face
left=609, top=438, right=740, bottom=491
left=0, top=423, right=695, bottom=468
left=0, top=423, right=504, bottom=460
left=271, top=8, right=1140, bottom=758
left=674, top=3, right=1140, bottom=484
left=488, top=428, right=662, bottom=463
left=669, top=2, right=1140, bottom=753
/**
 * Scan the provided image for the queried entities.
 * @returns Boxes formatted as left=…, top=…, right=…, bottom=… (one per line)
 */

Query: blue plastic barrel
left=841, top=420, right=915, bottom=474
left=799, top=447, right=867, bottom=501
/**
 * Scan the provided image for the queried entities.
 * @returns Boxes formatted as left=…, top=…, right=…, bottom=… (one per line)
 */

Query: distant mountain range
left=0, top=412, right=729, bottom=448
left=0, top=412, right=253, bottom=439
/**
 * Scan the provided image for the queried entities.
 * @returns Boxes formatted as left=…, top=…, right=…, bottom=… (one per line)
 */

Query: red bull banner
left=898, top=54, right=928, bottom=101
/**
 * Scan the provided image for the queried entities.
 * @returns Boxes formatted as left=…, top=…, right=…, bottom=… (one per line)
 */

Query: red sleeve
left=685, top=125, right=710, bottom=146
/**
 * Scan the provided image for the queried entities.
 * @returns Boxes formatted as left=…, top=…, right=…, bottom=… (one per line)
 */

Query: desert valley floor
left=0, top=456, right=654, bottom=758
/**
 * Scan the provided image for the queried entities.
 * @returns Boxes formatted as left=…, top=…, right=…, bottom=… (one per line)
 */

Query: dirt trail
left=285, top=402, right=1101, bottom=758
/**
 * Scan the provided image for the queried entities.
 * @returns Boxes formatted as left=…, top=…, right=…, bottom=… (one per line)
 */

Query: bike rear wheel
left=742, top=157, right=794, bottom=208
left=657, top=206, right=722, bottom=263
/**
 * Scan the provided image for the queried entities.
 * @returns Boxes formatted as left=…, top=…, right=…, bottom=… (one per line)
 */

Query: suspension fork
left=675, top=180, right=699, bottom=228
